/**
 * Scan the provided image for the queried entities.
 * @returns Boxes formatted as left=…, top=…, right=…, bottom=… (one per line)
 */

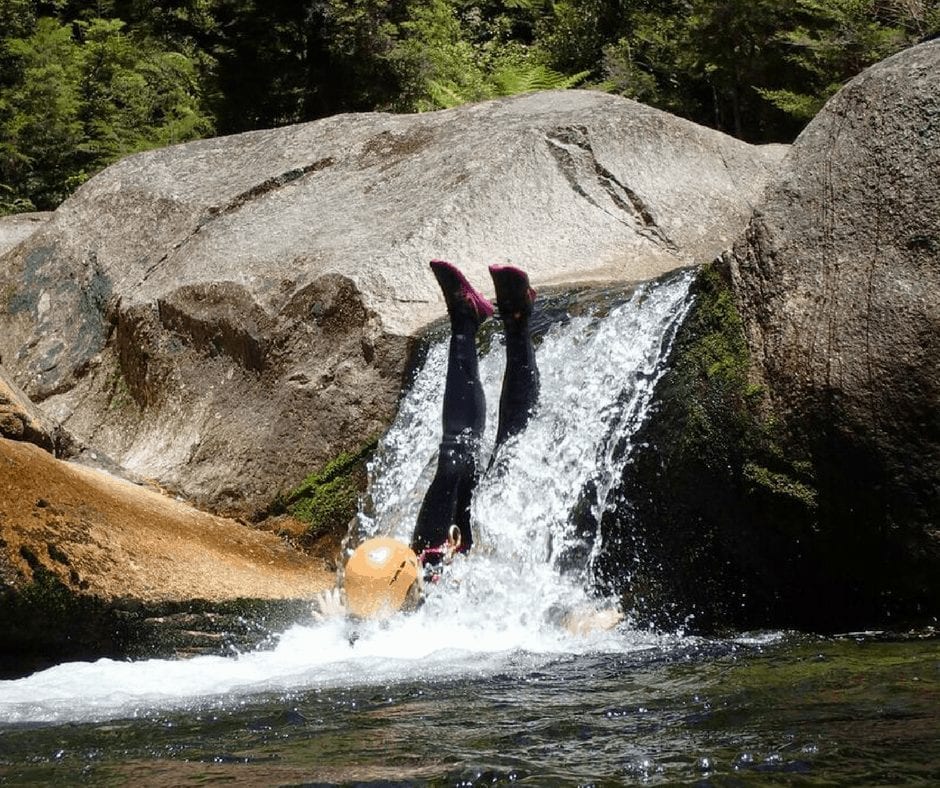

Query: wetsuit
left=411, top=262, right=538, bottom=560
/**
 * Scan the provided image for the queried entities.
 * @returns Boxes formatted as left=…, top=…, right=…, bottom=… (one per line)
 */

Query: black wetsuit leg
left=412, top=263, right=489, bottom=555
left=491, top=266, right=540, bottom=448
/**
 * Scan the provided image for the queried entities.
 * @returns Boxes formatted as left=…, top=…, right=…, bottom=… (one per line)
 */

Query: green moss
left=0, top=567, right=316, bottom=675
left=106, top=360, right=136, bottom=413
left=598, top=263, right=827, bottom=630
left=0, top=566, right=132, bottom=675
left=599, top=262, right=937, bottom=631
left=285, top=438, right=378, bottom=538
left=743, top=462, right=818, bottom=509
left=670, top=263, right=816, bottom=504
left=17, top=565, right=83, bottom=617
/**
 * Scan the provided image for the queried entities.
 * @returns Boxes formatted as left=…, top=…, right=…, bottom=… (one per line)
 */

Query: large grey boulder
left=726, top=40, right=940, bottom=530
left=0, top=90, right=784, bottom=515
left=594, top=41, right=939, bottom=633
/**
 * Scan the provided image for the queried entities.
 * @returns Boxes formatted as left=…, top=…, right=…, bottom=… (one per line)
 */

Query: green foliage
left=657, top=264, right=817, bottom=513
left=391, top=0, right=589, bottom=110
left=756, top=0, right=920, bottom=121
left=427, top=61, right=589, bottom=109
left=743, top=461, right=819, bottom=508
left=207, top=0, right=403, bottom=131
left=492, top=62, right=589, bottom=95
left=754, top=87, right=825, bottom=121
left=0, top=9, right=213, bottom=210
left=393, top=0, right=490, bottom=111
left=0, top=184, right=34, bottom=216
left=580, top=0, right=936, bottom=141
left=1, top=0, right=936, bottom=210
left=1, top=17, right=84, bottom=209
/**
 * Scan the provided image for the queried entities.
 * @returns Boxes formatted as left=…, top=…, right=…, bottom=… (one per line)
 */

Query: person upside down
left=312, top=260, right=621, bottom=635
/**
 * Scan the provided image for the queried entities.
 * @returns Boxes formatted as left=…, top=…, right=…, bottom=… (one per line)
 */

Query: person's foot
left=489, top=264, right=536, bottom=322
left=430, top=260, right=494, bottom=323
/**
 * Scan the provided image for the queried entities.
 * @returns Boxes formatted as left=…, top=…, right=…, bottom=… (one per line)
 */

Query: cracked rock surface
left=0, top=90, right=784, bottom=515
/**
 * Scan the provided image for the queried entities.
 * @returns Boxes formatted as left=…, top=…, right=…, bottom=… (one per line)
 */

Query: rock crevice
left=545, top=126, right=679, bottom=254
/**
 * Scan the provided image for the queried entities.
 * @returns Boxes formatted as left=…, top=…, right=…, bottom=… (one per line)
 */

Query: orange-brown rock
left=0, top=437, right=331, bottom=602
left=0, top=437, right=332, bottom=675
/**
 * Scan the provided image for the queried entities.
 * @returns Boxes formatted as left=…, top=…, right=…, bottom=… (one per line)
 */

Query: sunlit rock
left=0, top=90, right=783, bottom=516
left=0, top=436, right=329, bottom=676
left=0, top=364, right=56, bottom=451
left=0, top=212, right=50, bottom=257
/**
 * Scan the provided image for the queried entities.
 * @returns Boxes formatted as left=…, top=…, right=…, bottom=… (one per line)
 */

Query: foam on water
left=0, top=271, right=695, bottom=725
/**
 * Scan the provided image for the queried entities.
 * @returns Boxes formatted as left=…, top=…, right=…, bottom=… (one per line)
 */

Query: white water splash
left=362, top=269, right=695, bottom=618
left=0, top=271, right=695, bottom=725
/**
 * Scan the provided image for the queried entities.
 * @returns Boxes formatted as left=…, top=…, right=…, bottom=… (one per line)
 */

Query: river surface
left=1, top=272, right=937, bottom=784
left=1, top=631, right=937, bottom=785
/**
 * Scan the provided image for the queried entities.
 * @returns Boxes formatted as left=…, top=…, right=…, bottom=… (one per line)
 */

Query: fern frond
left=491, top=63, right=589, bottom=97
left=755, top=87, right=824, bottom=120
left=427, top=79, right=470, bottom=109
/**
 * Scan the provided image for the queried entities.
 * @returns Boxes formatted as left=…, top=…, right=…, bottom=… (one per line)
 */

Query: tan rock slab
left=0, top=437, right=331, bottom=603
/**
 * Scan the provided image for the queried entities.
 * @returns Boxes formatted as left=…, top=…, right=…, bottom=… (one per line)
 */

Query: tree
left=77, top=18, right=213, bottom=159
left=206, top=0, right=403, bottom=132
left=759, top=0, right=934, bottom=122
left=681, top=0, right=800, bottom=140
left=1, top=18, right=83, bottom=210
left=4, top=0, right=937, bottom=213
left=0, top=14, right=213, bottom=211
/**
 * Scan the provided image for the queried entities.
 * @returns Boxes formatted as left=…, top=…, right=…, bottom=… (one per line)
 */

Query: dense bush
left=1, top=0, right=937, bottom=213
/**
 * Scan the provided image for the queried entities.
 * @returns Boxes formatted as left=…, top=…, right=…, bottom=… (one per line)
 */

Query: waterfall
left=360, top=268, right=695, bottom=627
left=0, top=269, right=695, bottom=724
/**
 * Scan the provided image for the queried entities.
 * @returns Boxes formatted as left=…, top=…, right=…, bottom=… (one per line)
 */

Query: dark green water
left=1, top=632, right=937, bottom=786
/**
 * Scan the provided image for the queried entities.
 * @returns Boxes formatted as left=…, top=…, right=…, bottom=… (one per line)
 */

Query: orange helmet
left=344, top=537, right=421, bottom=619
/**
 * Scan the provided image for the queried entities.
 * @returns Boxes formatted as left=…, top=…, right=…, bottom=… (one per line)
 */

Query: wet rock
left=600, top=42, right=940, bottom=631
left=0, top=437, right=330, bottom=676
left=0, top=90, right=784, bottom=516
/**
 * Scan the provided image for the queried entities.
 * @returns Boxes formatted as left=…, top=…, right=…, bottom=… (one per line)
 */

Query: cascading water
left=0, top=269, right=696, bottom=725
left=360, top=268, right=696, bottom=631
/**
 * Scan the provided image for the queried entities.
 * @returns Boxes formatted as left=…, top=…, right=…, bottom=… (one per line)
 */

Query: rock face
left=597, top=42, right=939, bottom=632
left=0, top=90, right=784, bottom=515
left=726, top=41, right=940, bottom=537
left=0, top=364, right=56, bottom=451
left=0, top=212, right=50, bottom=257
left=0, top=437, right=329, bottom=675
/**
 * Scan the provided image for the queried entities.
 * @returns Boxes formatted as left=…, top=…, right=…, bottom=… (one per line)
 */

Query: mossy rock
left=0, top=567, right=313, bottom=679
left=591, top=263, right=909, bottom=633
left=277, top=438, right=378, bottom=542
left=593, top=262, right=940, bottom=632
